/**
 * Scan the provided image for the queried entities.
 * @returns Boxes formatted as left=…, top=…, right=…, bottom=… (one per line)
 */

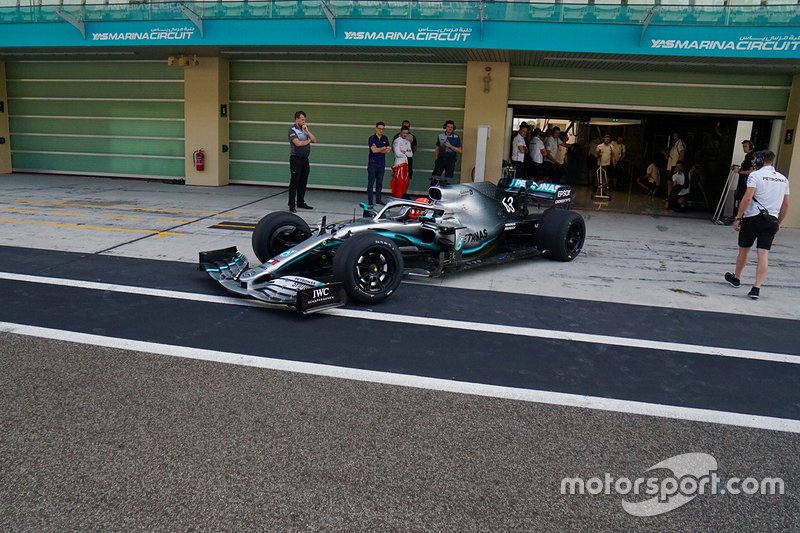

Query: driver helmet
left=408, top=197, right=431, bottom=220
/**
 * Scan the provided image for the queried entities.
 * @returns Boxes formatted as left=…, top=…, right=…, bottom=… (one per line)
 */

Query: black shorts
left=738, top=214, right=779, bottom=250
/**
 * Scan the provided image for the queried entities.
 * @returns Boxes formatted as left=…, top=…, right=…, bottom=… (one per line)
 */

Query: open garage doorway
left=508, top=106, right=778, bottom=219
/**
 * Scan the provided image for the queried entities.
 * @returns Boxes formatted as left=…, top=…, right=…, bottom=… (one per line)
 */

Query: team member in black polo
left=733, top=139, right=755, bottom=214
left=287, top=110, right=317, bottom=213
left=367, top=121, right=391, bottom=206
left=432, top=120, right=462, bottom=183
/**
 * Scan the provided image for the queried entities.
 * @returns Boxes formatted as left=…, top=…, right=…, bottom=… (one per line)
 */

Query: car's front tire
left=537, top=209, right=585, bottom=261
left=252, top=211, right=311, bottom=263
left=333, top=233, right=404, bottom=304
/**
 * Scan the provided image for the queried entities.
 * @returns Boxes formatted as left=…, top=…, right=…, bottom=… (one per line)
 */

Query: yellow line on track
left=214, top=224, right=256, bottom=230
left=15, top=199, right=223, bottom=217
left=103, top=214, right=145, bottom=221
left=0, top=218, right=186, bottom=238
left=50, top=211, right=88, bottom=217
left=2, top=208, right=38, bottom=214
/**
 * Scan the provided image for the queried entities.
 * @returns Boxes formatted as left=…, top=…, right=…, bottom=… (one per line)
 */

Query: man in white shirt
left=611, top=136, right=626, bottom=188
left=636, top=162, right=660, bottom=196
left=665, top=161, right=689, bottom=210
left=725, top=151, right=790, bottom=299
left=510, top=124, right=528, bottom=178
left=661, top=132, right=686, bottom=174
left=544, top=126, right=561, bottom=181
left=529, top=128, right=546, bottom=182
left=595, top=134, right=615, bottom=190
left=611, top=136, right=626, bottom=164
left=391, top=126, right=414, bottom=199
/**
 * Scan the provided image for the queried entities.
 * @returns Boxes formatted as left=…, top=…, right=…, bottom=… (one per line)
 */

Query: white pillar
left=729, top=120, right=753, bottom=167
left=474, top=125, right=491, bottom=182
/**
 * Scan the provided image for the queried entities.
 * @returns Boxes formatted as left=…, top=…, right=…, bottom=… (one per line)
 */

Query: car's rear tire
left=252, top=211, right=311, bottom=263
left=537, top=209, right=585, bottom=261
left=333, top=232, right=404, bottom=304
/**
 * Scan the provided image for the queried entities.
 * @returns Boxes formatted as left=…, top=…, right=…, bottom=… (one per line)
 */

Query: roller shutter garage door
left=228, top=60, right=466, bottom=189
left=509, top=66, right=791, bottom=116
left=6, top=60, right=184, bottom=179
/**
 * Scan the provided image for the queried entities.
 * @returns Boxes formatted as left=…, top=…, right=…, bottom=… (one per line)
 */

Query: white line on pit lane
left=1, top=271, right=798, bottom=366
left=1, top=321, right=799, bottom=434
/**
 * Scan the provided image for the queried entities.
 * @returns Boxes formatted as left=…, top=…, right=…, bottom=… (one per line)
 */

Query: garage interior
left=511, top=106, right=779, bottom=217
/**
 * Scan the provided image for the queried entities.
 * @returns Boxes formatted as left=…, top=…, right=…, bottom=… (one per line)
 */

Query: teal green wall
left=509, top=66, right=791, bottom=114
left=5, top=60, right=787, bottom=183
left=6, top=60, right=185, bottom=177
left=228, top=60, right=467, bottom=188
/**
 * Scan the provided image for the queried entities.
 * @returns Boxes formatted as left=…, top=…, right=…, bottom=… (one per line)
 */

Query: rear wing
left=497, top=177, right=573, bottom=207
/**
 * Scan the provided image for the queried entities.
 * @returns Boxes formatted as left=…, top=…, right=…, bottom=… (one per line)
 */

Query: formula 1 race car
left=199, top=177, right=585, bottom=313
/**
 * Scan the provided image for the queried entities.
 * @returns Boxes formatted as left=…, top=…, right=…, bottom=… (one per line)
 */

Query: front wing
left=198, top=246, right=345, bottom=314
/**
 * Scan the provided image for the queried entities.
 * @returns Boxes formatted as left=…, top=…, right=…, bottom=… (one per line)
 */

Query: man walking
left=432, top=120, right=462, bottom=183
left=393, top=120, right=417, bottom=181
left=287, top=110, right=316, bottom=213
left=725, top=151, right=790, bottom=299
left=367, top=122, right=391, bottom=206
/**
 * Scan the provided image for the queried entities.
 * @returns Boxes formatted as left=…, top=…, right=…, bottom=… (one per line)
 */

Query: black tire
left=252, top=211, right=311, bottom=263
left=333, top=232, right=404, bottom=304
left=537, top=209, right=585, bottom=262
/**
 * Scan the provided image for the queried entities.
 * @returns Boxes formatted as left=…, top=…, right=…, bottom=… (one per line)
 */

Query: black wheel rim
left=270, top=225, right=308, bottom=255
left=566, top=221, right=585, bottom=255
left=354, top=247, right=397, bottom=294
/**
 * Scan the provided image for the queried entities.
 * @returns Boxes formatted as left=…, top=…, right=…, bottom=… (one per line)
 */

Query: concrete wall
left=184, top=57, right=230, bottom=186
left=462, top=61, right=510, bottom=184
left=778, top=73, right=799, bottom=228
left=0, top=61, right=11, bottom=174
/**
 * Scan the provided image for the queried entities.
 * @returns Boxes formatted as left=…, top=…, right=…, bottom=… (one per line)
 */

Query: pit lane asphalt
left=2, top=244, right=800, bottom=530
left=3, top=175, right=799, bottom=530
left=2, top=334, right=799, bottom=532
left=1, top=245, right=798, bottom=422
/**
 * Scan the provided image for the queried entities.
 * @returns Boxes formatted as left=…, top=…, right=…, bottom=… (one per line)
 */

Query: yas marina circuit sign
left=2, top=17, right=800, bottom=58
left=344, top=26, right=473, bottom=43
left=646, top=32, right=800, bottom=56
left=91, top=26, right=196, bottom=42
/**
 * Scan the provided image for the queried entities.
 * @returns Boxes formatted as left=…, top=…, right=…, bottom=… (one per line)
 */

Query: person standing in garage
left=510, top=123, right=528, bottom=178
left=661, top=131, right=686, bottom=174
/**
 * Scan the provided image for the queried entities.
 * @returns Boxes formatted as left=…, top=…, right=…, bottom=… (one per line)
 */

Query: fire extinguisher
left=193, top=149, right=205, bottom=171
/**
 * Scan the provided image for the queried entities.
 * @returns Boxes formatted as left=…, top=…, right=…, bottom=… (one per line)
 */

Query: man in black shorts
left=724, top=151, right=790, bottom=299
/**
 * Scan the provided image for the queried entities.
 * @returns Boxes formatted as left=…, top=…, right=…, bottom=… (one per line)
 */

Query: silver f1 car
left=199, top=178, right=585, bottom=313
